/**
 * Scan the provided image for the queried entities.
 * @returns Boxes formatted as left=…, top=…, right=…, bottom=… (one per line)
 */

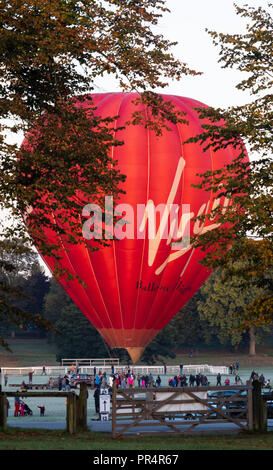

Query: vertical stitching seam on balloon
left=81, top=214, right=121, bottom=344
left=64, top=93, right=120, bottom=341
left=150, top=96, right=212, bottom=331
left=112, top=93, right=126, bottom=337
left=73, top=93, right=123, bottom=336
left=80, top=93, right=124, bottom=348
left=156, top=100, right=214, bottom=330
left=175, top=96, right=201, bottom=280
left=174, top=95, right=195, bottom=281
left=83, top=243, right=120, bottom=345
left=132, top=97, right=150, bottom=333
left=141, top=95, right=186, bottom=331
left=49, top=211, right=104, bottom=329
left=146, top=96, right=195, bottom=329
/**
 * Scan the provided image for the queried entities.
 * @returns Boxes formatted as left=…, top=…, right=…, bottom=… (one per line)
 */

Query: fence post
left=66, top=392, right=77, bottom=434
left=146, top=390, right=153, bottom=420
left=76, top=383, right=87, bottom=431
left=252, top=379, right=267, bottom=432
left=0, top=391, right=7, bottom=430
left=112, top=382, right=117, bottom=439
left=260, top=389, right=268, bottom=432
left=246, top=381, right=253, bottom=431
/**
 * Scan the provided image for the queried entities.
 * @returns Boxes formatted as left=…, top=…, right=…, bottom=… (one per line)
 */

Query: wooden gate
left=111, top=384, right=253, bottom=438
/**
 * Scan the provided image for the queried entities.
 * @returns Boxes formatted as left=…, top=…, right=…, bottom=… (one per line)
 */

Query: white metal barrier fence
left=61, top=358, right=120, bottom=367
left=0, top=364, right=229, bottom=377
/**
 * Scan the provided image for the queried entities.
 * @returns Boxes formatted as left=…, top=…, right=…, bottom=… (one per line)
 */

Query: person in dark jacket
left=189, top=374, right=195, bottom=387
left=179, top=375, right=186, bottom=387
left=156, top=375, right=161, bottom=387
left=37, top=404, right=45, bottom=416
left=94, top=387, right=100, bottom=414
left=58, top=376, right=62, bottom=391
left=28, top=370, right=33, bottom=384
left=216, top=373, right=221, bottom=386
left=259, top=374, right=265, bottom=387
left=6, top=398, right=10, bottom=417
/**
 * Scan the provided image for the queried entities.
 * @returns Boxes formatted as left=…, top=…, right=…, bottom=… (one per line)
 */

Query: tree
left=17, top=262, right=50, bottom=336
left=0, top=1, right=199, bottom=345
left=140, top=290, right=218, bottom=363
left=0, top=242, right=52, bottom=348
left=197, top=269, right=271, bottom=355
left=43, top=278, right=71, bottom=330
left=44, top=278, right=109, bottom=360
left=53, top=304, right=109, bottom=362
left=140, top=329, right=176, bottom=365
left=188, top=3, right=273, bottom=327
left=166, top=292, right=207, bottom=349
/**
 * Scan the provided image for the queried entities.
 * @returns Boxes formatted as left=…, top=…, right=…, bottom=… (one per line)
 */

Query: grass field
left=0, top=428, right=273, bottom=450
left=0, top=339, right=59, bottom=367
left=1, top=338, right=273, bottom=368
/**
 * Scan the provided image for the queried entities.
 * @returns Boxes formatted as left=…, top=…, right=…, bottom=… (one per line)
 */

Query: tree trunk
left=249, top=326, right=256, bottom=356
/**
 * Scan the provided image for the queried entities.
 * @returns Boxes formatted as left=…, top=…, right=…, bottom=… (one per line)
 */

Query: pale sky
left=7, top=0, right=269, bottom=146
left=96, top=0, right=268, bottom=108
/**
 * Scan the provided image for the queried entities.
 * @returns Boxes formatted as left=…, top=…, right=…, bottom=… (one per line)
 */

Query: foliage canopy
left=189, top=3, right=273, bottom=327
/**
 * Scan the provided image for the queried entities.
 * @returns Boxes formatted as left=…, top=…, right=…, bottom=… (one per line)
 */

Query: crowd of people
left=165, top=373, right=210, bottom=387
left=91, top=367, right=273, bottom=392
left=228, top=362, right=240, bottom=374
left=2, top=362, right=273, bottom=419
left=91, top=370, right=160, bottom=390
left=92, top=370, right=211, bottom=390
left=216, top=372, right=243, bottom=386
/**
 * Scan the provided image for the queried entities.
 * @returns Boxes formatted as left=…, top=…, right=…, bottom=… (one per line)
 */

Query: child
left=37, top=404, right=45, bottom=416
left=14, top=396, right=20, bottom=417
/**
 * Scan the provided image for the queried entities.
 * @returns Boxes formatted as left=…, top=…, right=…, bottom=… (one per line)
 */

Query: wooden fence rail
left=0, top=383, right=88, bottom=434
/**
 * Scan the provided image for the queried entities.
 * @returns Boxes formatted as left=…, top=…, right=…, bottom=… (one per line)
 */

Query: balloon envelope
left=25, top=92, right=245, bottom=362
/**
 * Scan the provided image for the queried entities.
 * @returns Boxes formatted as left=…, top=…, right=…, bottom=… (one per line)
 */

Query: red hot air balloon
left=24, top=92, right=248, bottom=363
